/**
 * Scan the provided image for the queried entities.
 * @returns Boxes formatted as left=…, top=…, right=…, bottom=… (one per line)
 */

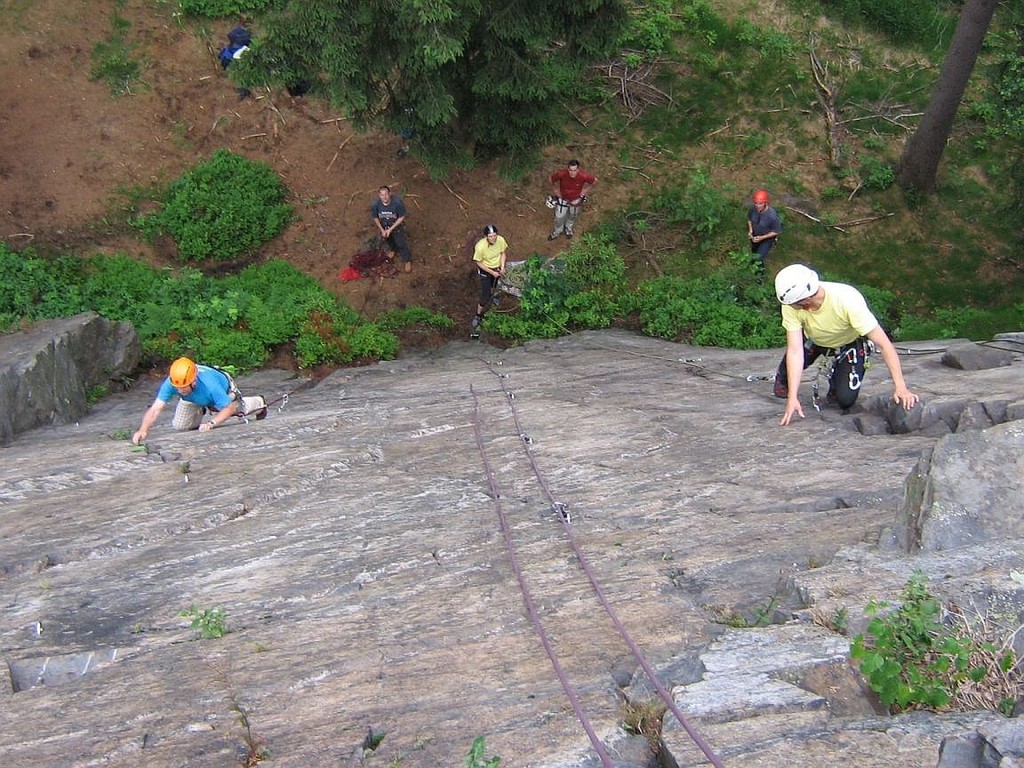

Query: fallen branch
left=241, top=133, right=268, bottom=140
left=564, top=105, right=589, bottom=128
left=835, top=212, right=895, bottom=227
left=784, top=206, right=894, bottom=232
left=809, top=37, right=842, bottom=167
left=326, top=135, right=354, bottom=172
left=442, top=182, right=469, bottom=209
left=613, top=165, right=652, bottom=183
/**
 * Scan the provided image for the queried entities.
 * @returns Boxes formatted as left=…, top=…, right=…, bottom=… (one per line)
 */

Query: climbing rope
left=469, top=383, right=616, bottom=768
left=471, top=362, right=726, bottom=768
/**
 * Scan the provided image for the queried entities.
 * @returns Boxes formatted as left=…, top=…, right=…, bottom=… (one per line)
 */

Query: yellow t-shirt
left=781, top=281, right=878, bottom=348
left=473, top=235, right=507, bottom=270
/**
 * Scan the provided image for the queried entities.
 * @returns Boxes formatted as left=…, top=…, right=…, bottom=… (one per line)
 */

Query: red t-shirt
left=551, top=168, right=596, bottom=201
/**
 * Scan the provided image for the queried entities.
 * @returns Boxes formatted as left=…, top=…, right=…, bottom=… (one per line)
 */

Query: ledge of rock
left=0, top=312, right=139, bottom=445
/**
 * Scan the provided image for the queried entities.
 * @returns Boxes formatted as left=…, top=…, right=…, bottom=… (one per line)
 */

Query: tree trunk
left=896, top=0, right=999, bottom=193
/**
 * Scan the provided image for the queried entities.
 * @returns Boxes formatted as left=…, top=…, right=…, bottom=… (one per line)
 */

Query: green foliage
left=619, top=0, right=684, bottom=59
left=86, top=384, right=109, bottom=407
left=180, top=604, right=227, bottom=639
left=850, top=573, right=986, bottom=712
left=90, top=11, right=144, bottom=95
left=376, top=306, right=455, bottom=332
left=0, top=250, right=406, bottom=371
left=896, top=304, right=1024, bottom=342
left=859, top=157, right=896, bottom=190
left=293, top=295, right=399, bottom=368
left=629, top=262, right=783, bottom=349
left=234, top=0, right=628, bottom=172
left=651, top=167, right=733, bottom=243
left=136, top=149, right=293, bottom=262
left=734, top=19, right=797, bottom=59
left=485, top=235, right=627, bottom=340
left=177, top=0, right=279, bottom=17
left=0, top=245, right=70, bottom=328
left=80, top=254, right=163, bottom=330
left=465, top=736, right=501, bottom=768
left=825, top=0, right=949, bottom=46
left=983, top=7, right=1024, bottom=212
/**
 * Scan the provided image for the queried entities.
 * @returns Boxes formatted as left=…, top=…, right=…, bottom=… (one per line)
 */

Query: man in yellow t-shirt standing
left=470, top=224, right=508, bottom=338
left=773, top=263, right=919, bottom=426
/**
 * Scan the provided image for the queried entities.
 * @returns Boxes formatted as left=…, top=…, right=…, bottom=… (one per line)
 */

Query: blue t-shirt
left=371, top=195, right=407, bottom=229
left=156, top=366, right=233, bottom=410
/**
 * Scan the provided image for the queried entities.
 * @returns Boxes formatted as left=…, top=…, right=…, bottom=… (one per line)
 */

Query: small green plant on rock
left=619, top=697, right=667, bottom=751
left=466, top=736, right=501, bottom=768
left=850, top=573, right=988, bottom=712
left=228, top=692, right=269, bottom=766
left=181, top=604, right=227, bottom=639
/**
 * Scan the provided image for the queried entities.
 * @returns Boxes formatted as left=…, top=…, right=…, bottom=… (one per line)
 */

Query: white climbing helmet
left=545, top=194, right=558, bottom=209
left=775, top=264, right=820, bottom=305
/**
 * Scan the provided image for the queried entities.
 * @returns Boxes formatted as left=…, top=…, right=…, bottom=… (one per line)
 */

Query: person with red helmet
left=131, top=357, right=267, bottom=444
left=748, top=189, right=782, bottom=269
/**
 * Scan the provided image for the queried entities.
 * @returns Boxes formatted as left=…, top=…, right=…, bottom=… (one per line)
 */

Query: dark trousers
left=477, top=269, right=498, bottom=311
left=386, top=227, right=412, bottom=263
left=775, top=338, right=868, bottom=409
left=750, top=237, right=777, bottom=264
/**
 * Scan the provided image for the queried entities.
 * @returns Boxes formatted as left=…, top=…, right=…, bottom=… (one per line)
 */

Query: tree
left=896, top=0, right=999, bottom=193
left=234, top=0, right=627, bottom=174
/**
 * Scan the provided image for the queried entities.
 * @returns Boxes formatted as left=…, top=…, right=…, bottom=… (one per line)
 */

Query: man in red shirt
left=548, top=159, right=596, bottom=240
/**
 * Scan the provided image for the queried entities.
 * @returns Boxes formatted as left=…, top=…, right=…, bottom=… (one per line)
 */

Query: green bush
left=80, top=254, right=163, bottom=330
left=136, top=149, right=293, bottom=262
left=177, top=0, right=279, bottom=17
left=630, top=268, right=783, bottom=349
left=376, top=306, right=455, bottom=332
left=486, top=235, right=627, bottom=340
left=650, top=167, right=733, bottom=244
left=896, top=304, right=1024, bottom=342
left=829, top=0, right=945, bottom=46
left=0, top=248, right=408, bottom=372
left=850, top=573, right=989, bottom=712
left=0, top=248, right=89, bottom=328
left=859, top=157, right=896, bottom=190
left=619, top=0, right=684, bottom=59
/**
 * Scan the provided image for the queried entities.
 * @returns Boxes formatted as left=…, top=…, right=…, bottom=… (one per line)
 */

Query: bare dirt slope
left=0, top=0, right=614, bottom=341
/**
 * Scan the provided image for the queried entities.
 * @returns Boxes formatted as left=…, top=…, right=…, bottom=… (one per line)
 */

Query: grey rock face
left=942, top=342, right=1014, bottom=371
left=0, top=329, right=1022, bottom=768
left=0, top=312, right=139, bottom=445
left=893, top=421, right=1024, bottom=552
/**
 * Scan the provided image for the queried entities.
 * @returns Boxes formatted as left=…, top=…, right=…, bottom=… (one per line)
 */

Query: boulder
left=941, top=342, right=1013, bottom=371
left=0, top=312, right=139, bottom=445
left=892, top=421, right=1024, bottom=552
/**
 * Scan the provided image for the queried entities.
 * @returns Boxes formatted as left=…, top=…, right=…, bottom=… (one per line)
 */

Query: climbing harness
left=234, top=380, right=310, bottom=424
left=470, top=361, right=726, bottom=768
left=810, top=339, right=874, bottom=412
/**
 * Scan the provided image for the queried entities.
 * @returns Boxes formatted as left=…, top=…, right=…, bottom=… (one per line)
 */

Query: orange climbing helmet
left=753, top=189, right=770, bottom=204
left=169, top=357, right=198, bottom=387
